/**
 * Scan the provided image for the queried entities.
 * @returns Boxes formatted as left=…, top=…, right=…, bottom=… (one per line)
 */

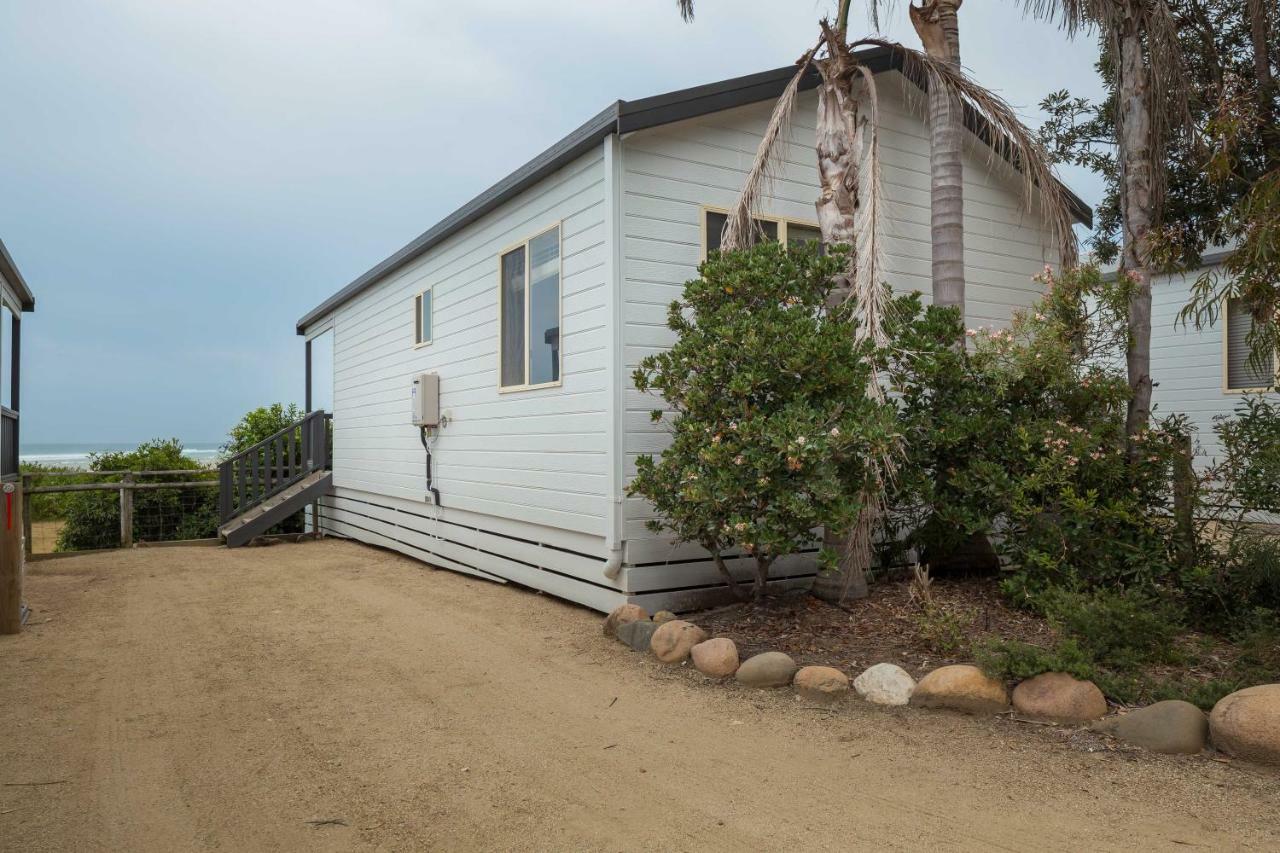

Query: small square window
left=414, top=288, right=433, bottom=346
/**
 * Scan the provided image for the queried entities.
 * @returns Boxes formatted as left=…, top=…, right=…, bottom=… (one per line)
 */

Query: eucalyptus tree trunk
left=1117, top=23, right=1155, bottom=444
left=1249, top=0, right=1278, bottom=168
left=911, top=0, right=965, bottom=315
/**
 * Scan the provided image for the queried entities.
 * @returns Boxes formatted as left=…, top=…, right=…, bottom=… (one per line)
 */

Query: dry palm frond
left=908, top=562, right=934, bottom=611
left=676, top=0, right=695, bottom=23
left=851, top=38, right=1080, bottom=268
left=720, top=46, right=819, bottom=252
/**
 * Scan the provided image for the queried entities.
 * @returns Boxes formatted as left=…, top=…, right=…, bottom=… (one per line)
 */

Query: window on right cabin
left=1226, top=297, right=1276, bottom=391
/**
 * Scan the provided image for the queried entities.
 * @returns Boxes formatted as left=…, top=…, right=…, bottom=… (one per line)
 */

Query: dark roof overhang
left=0, top=238, right=35, bottom=312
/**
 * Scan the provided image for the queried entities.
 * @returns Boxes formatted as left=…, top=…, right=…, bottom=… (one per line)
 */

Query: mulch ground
left=691, top=573, right=1057, bottom=679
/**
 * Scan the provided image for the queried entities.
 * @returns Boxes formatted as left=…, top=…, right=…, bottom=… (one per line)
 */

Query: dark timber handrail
left=218, top=411, right=331, bottom=523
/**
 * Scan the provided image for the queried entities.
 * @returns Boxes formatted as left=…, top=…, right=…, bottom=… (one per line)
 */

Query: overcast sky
left=0, top=1, right=1106, bottom=445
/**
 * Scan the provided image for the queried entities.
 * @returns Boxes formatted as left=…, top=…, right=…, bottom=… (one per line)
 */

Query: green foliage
left=884, top=265, right=1178, bottom=596
left=19, top=461, right=88, bottom=522
left=224, top=403, right=304, bottom=455
left=1038, top=0, right=1280, bottom=371
left=1215, top=394, right=1280, bottom=516
left=627, top=241, right=898, bottom=599
left=913, top=605, right=974, bottom=656
left=56, top=438, right=218, bottom=552
left=975, top=637, right=1096, bottom=682
left=1039, top=587, right=1183, bottom=671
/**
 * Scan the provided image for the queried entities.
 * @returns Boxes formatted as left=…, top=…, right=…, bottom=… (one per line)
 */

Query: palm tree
left=676, top=1, right=1079, bottom=600
left=1022, top=0, right=1190, bottom=446
left=908, top=1, right=966, bottom=315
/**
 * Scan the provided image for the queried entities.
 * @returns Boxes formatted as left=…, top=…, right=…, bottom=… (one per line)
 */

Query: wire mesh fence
left=22, top=469, right=223, bottom=556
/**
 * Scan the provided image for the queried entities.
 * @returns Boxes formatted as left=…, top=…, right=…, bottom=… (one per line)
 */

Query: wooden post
left=1, top=479, right=23, bottom=634
left=120, top=473, right=134, bottom=548
left=1172, top=432, right=1196, bottom=569
left=21, top=474, right=32, bottom=559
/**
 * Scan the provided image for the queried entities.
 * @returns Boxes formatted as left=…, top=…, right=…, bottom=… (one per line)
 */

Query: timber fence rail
left=21, top=469, right=221, bottom=557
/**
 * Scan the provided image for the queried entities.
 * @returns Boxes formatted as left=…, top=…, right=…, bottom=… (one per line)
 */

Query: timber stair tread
left=218, top=470, right=331, bottom=547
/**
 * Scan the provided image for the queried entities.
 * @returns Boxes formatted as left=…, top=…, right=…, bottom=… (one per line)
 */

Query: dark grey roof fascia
left=0, top=238, right=35, bottom=312
left=296, top=45, right=1089, bottom=333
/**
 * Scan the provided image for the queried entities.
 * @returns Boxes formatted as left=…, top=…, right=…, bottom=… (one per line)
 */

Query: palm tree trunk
left=912, top=0, right=965, bottom=314
left=813, top=30, right=870, bottom=601
left=1117, top=24, right=1155, bottom=444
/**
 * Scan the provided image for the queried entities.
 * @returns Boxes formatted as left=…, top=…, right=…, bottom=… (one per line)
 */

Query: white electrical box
left=410, top=373, right=440, bottom=427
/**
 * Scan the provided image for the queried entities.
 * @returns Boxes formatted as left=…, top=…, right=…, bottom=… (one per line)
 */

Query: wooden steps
left=219, top=470, right=332, bottom=548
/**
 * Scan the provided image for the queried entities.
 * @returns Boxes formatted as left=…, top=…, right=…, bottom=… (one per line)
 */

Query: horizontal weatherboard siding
left=317, top=147, right=612, bottom=545
left=618, top=76, right=1064, bottom=544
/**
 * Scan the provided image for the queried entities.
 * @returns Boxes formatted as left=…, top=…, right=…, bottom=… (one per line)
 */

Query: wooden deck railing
left=218, top=411, right=331, bottom=523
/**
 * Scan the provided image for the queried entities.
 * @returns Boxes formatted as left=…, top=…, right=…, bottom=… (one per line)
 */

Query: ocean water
left=20, top=442, right=222, bottom=470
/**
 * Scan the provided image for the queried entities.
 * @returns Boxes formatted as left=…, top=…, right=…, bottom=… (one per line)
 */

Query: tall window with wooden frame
left=1224, top=297, right=1276, bottom=392
left=499, top=224, right=561, bottom=391
left=702, top=208, right=822, bottom=259
left=413, top=286, right=433, bottom=347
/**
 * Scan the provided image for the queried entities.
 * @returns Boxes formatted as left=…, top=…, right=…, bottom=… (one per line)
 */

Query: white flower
left=965, top=328, right=978, bottom=337
left=734, top=455, right=745, bottom=465
left=796, top=436, right=807, bottom=446
left=829, top=427, right=840, bottom=438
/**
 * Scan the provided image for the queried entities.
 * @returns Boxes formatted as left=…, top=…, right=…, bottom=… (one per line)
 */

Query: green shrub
left=884, top=265, right=1178, bottom=597
left=975, top=637, right=1096, bottom=682
left=224, top=403, right=305, bottom=455
left=56, top=439, right=217, bottom=551
left=1039, top=587, right=1183, bottom=670
left=222, top=403, right=309, bottom=534
left=628, top=241, right=898, bottom=600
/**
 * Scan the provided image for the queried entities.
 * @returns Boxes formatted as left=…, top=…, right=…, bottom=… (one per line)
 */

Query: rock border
left=602, top=605, right=1280, bottom=770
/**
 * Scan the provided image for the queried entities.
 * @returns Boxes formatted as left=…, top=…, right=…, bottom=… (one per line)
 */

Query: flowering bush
left=883, top=265, right=1180, bottom=598
left=628, top=241, right=898, bottom=601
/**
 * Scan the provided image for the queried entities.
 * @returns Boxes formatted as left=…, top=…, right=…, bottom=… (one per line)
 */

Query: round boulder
left=1101, top=700, right=1207, bottom=755
left=652, top=610, right=679, bottom=625
left=910, top=664, right=1010, bottom=715
left=735, top=652, right=799, bottom=688
left=690, top=638, right=739, bottom=678
left=794, top=666, right=850, bottom=703
left=603, top=604, right=649, bottom=638
left=616, top=619, right=659, bottom=653
left=1012, top=672, right=1107, bottom=723
left=649, top=620, right=709, bottom=664
left=1210, top=684, right=1280, bottom=766
left=853, top=663, right=916, bottom=706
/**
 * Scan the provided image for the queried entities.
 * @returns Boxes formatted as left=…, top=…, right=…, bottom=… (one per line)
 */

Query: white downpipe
left=602, top=132, right=626, bottom=581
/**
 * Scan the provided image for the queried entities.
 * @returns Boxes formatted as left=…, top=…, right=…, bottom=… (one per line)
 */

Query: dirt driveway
left=2, top=540, right=1277, bottom=852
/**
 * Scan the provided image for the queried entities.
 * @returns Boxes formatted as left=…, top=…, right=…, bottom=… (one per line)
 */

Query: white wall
left=1150, top=266, right=1279, bottom=463
left=618, top=73, right=1064, bottom=553
left=319, top=147, right=611, bottom=544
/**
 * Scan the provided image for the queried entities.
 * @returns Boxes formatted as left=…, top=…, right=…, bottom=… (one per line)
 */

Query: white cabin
left=296, top=49, right=1091, bottom=613
left=1145, top=252, right=1279, bottom=463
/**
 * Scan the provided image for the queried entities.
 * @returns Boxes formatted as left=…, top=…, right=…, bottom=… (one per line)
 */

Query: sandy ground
left=27, top=520, right=63, bottom=555
left=2, top=540, right=1278, bottom=852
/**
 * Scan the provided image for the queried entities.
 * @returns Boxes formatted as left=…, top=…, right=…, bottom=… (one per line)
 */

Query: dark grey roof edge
left=296, top=45, right=1090, bottom=333
left=295, top=101, right=621, bottom=333
left=0, top=238, right=35, bottom=312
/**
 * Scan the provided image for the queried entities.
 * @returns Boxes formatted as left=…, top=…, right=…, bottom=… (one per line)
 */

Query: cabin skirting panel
left=315, top=487, right=819, bottom=613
